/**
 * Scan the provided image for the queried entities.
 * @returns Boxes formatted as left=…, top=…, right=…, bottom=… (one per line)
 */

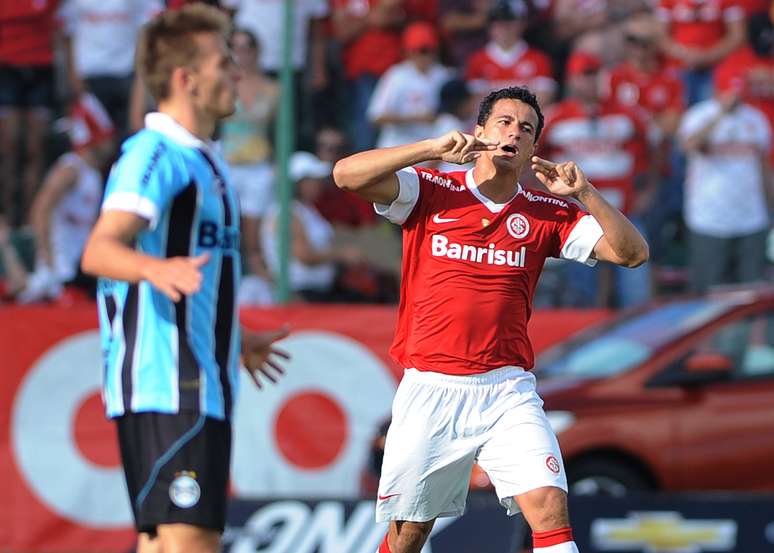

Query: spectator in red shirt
left=541, top=50, right=655, bottom=307
left=714, top=11, right=774, bottom=160
left=609, top=13, right=686, bottom=258
left=0, top=0, right=60, bottom=227
left=465, top=0, right=557, bottom=108
left=657, top=0, right=746, bottom=105
left=332, top=0, right=405, bottom=152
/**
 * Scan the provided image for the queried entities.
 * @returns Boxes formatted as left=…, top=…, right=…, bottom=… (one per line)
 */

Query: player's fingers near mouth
left=450, top=134, right=466, bottom=155
left=531, top=156, right=555, bottom=169
left=557, top=163, right=573, bottom=184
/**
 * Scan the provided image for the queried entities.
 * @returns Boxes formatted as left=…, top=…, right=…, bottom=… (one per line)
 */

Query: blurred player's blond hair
left=135, top=4, right=230, bottom=103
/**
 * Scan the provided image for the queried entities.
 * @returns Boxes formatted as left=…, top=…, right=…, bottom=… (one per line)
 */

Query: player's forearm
left=576, top=185, right=649, bottom=267
left=81, top=235, right=162, bottom=283
left=333, top=139, right=436, bottom=191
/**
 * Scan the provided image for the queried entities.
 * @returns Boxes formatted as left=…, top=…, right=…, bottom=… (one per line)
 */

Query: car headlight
left=546, top=411, right=575, bottom=434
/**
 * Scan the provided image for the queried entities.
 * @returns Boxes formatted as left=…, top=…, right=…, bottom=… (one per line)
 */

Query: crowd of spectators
left=1, top=0, right=773, bottom=307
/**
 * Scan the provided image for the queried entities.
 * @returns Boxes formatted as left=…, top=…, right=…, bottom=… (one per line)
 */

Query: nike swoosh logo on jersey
left=432, top=214, right=460, bottom=224
left=378, top=493, right=400, bottom=501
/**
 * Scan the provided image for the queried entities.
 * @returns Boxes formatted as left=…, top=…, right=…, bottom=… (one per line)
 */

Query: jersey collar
left=144, top=112, right=215, bottom=152
left=465, top=169, right=522, bottom=213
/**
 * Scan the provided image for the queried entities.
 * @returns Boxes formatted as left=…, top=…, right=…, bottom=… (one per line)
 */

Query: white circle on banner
left=11, top=331, right=133, bottom=527
left=231, top=331, right=396, bottom=497
left=506, top=214, right=530, bottom=240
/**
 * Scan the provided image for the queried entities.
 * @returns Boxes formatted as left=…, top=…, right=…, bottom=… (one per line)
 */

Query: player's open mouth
left=501, top=144, right=518, bottom=155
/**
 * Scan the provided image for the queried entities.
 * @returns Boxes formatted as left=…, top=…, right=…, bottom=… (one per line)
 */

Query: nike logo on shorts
left=432, top=214, right=460, bottom=224
left=378, top=493, right=400, bottom=501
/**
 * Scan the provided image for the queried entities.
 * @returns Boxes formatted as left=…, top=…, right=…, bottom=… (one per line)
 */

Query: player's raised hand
left=531, top=156, right=591, bottom=198
left=241, top=326, right=291, bottom=389
left=432, top=131, right=499, bottom=165
left=143, top=253, right=210, bottom=302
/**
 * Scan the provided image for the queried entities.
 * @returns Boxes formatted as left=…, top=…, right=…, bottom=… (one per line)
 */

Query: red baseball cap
left=402, top=22, right=439, bottom=52
left=68, top=93, right=115, bottom=151
left=566, top=51, right=603, bottom=77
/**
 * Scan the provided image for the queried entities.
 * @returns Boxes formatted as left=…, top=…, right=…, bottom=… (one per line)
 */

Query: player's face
left=190, top=33, right=239, bottom=120
left=475, top=98, right=538, bottom=171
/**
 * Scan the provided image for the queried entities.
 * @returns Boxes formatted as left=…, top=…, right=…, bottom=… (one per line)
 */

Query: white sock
left=534, top=542, right=580, bottom=553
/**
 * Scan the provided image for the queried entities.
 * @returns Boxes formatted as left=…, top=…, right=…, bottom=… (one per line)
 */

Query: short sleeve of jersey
left=101, top=132, right=189, bottom=230
left=373, top=167, right=420, bottom=225
left=553, top=202, right=604, bottom=266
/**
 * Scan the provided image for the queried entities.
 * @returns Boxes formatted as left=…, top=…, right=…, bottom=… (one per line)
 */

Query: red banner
left=0, top=304, right=610, bottom=552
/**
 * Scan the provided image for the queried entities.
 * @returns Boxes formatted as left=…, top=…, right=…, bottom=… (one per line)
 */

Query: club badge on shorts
left=170, top=471, right=201, bottom=508
left=546, top=455, right=561, bottom=475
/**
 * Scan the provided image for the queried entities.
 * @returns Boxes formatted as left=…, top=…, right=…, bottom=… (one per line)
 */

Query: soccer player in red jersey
left=334, top=86, right=649, bottom=553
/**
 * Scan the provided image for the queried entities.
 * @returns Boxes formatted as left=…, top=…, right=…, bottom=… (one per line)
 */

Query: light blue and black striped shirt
left=98, top=112, right=241, bottom=420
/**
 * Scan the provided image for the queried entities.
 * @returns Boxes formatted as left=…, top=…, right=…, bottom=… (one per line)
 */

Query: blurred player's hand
left=241, top=326, right=291, bottom=389
left=143, top=253, right=210, bottom=302
left=432, top=131, right=499, bottom=165
left=531, top=157, right=591, bottom=198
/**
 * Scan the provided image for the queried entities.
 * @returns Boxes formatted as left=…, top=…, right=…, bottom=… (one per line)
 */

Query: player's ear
left=474, top=125, right=485, bottom=139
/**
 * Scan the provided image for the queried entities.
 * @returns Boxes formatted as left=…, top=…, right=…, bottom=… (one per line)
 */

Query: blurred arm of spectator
left=440, top=0, right=490, bottom=34
left=0, top=219, right=28, bottom=296
left=29, top=160, right=79, bottom=269
left=332, top=0, right=404, bottom=44
left=58, top=2, right=85, bottom=99
left=552, top=0, right=608, bottom=44
left=291, top=214, right=363, bottom=266
left=680, top=87, right=741, bottom=152
left=309, top=16, right=329, bottom=91
left=242, top=215, right=273, bottom=282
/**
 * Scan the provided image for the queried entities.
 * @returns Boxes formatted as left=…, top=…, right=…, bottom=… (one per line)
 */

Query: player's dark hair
left=477, top=86, right=544, bottom=141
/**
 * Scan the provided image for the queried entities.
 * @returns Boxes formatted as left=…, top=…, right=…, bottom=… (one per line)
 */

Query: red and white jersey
left=608, top=61, right=685, bottom=118
left=657, top=0, right=744, bottom=51
left=465, top=41, right=555, bottom=96
left=540, top=99, right=649, bottom=213
left=376, top=167, right=603, bottom=375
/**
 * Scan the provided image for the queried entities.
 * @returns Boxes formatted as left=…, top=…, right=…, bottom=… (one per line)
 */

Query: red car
left=537, top=285, right=774, bottom=495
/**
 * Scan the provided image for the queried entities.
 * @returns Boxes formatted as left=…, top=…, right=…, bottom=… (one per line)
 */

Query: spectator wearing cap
left=657, top=0, right=746, bottom=106
left=260, top=152, right=366, bottom=302
left=59, top=0, right=162, bottom=136
left=0, top=0, right=60, bottom=228
left=0, top=93, right=115, bottom=303
left=541, top=49, right=655, bottom=308
left=714, top=11, right=774, bottom=161
left=332, top=0, right=406, bottom=153
left=678, top=72, right=772, bottom=293
left=367, top=22, right=452, bottom=149
left=465, top=1, right=556, bottom=108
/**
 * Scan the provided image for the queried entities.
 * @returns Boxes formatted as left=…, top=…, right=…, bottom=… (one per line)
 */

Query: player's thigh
left=157, top=522, right=221, bottom=553
left=476, top=395, right=567, bottom=514
left=377, top=375, right=478, bottom=521
left=116, top=412, right=231, bottom=535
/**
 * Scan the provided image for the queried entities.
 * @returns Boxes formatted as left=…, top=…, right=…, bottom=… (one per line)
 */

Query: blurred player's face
left=475, top=98, right=538, bottom=171
left=231, top=31, right=259, bottom=72
left=489, top=19, right=525, bottom=48
left=190, top=32, right=239, bottom=120
left=571, top=70, right=602, bottom=104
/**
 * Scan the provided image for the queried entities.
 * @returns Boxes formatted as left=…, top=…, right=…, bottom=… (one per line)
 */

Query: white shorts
left=375, top=366, right=567, bottom=523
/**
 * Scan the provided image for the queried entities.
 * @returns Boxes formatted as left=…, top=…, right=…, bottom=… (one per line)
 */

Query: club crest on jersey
left=169, top=471, right=201, bottom=508
left=506, top=214, right=530, bottom=239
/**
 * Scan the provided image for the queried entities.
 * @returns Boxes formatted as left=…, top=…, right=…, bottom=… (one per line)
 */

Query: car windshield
left=535, top=299, right=737, bottom=379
